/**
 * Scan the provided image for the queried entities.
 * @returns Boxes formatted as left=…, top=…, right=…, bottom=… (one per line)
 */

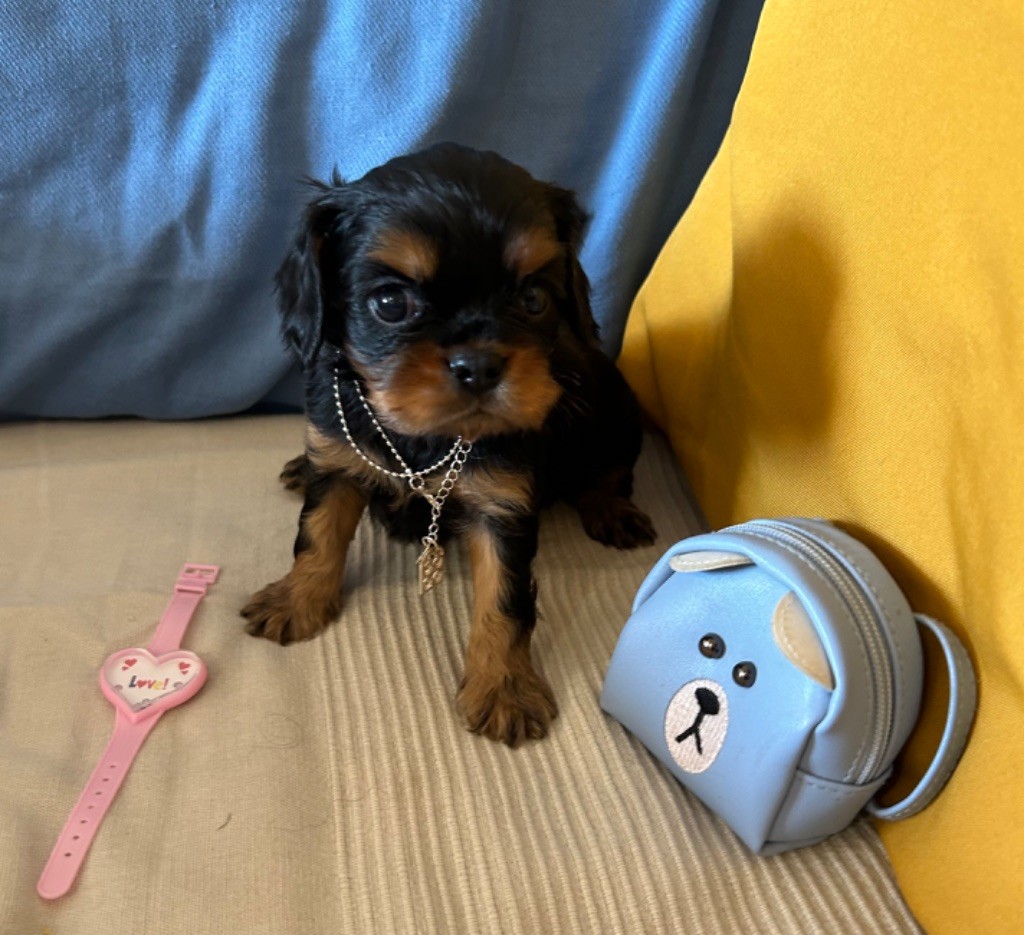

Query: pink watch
left=37, top=563, right=220, bottom=900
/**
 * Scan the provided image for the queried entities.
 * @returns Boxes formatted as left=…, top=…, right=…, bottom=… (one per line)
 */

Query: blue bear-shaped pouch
left=600, top=518, right=977, bottom=854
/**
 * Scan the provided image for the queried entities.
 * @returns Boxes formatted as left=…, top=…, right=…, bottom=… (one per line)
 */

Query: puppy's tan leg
left=456, top=519, right=557, bottom=746
left=243, top=473, right=365, bottom=645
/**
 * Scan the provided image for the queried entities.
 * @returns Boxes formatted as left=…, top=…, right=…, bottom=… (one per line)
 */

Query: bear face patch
left=661, top=551, right=836, bottom=775
left=665, top=677, right=730, bottom=773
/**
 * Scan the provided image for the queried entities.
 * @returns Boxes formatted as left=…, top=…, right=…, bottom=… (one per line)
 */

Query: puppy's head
left=276, top=143, right=598, bottom=440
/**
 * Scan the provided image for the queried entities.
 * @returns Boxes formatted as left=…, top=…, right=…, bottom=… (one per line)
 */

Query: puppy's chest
left=305, top=425, right=534, bottom=536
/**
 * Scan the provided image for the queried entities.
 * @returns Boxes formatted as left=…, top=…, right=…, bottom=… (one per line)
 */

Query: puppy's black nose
left=695, top=687, right=720, bottom=716
left=448, top=349, right=507, bottom=395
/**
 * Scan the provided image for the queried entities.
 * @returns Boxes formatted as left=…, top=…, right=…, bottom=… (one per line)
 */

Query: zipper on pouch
left=725, top=520, right=895, bottom=784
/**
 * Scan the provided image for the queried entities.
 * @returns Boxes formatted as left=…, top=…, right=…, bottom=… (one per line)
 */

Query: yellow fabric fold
left=620, top=2, right=1024, bottom=930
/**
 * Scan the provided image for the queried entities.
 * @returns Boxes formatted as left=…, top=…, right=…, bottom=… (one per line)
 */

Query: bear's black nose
left=695, top=687, right=720, bottom=716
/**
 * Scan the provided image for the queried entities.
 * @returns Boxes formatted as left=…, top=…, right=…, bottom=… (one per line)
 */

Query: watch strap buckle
left=174, top=563, right=220, bottom=594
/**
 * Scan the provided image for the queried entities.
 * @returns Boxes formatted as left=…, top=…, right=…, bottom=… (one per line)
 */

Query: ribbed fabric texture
left=0, top=416, right=919, bottom=934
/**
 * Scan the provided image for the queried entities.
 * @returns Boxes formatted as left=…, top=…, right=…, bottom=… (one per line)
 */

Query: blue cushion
left=0, top=1, right=763, bottom=418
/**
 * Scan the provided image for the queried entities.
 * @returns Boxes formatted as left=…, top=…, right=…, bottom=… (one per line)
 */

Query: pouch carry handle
left=867, top=615, right=977, bottom=821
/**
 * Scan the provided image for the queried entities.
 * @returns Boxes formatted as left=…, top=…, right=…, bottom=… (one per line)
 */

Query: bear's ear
left=772, top=592, right=835, bottom=690
left=669, top=551, right=754, bottom=573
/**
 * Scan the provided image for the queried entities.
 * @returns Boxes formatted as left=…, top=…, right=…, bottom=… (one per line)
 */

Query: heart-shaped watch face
left=100, top=648, right=206, bottom=723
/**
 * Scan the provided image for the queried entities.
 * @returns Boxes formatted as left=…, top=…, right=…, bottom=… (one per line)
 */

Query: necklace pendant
left=417, top=540, right=446, bottom=594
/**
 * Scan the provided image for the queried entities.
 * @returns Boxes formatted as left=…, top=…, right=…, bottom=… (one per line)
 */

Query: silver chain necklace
left=332, top=369, right=473, bottom=593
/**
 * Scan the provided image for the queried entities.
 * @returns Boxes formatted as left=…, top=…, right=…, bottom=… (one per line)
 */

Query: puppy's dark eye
left=522, top=284, right=550, bottom=316
left=699, top=633, right=725, bottom=659
left=368, top=286, right=420, bottom=324
left=732, top=662, right=757, bottom=688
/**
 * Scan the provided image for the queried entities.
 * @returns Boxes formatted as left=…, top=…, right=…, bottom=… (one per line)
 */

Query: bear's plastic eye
left=732, top=662, right=757, bottom=688
left=699, top=633, right=725, bottom=659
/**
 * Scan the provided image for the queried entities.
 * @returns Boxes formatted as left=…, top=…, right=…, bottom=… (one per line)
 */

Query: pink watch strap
left=37, top=564, right=219, bottom=900
left=148, top=564, right=220, bottom=656
left=37, top=712, right=159, bottom=899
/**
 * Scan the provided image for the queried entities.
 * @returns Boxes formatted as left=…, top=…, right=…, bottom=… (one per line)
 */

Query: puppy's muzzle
left=447, top=347, right=508, bottom=395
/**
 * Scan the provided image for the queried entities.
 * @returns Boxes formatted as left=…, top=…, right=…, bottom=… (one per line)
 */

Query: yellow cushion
left=619, top=2, right=1024, bottom=931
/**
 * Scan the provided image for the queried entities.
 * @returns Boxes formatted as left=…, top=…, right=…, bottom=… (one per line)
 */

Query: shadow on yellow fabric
left=620, top=2, right=1024, bottom=931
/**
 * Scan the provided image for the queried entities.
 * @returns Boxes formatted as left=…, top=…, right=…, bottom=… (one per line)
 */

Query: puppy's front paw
left=279, top=454, right=309, bottom=493
left=579, top=495, right=656, bottom=550
left=456, top=667, right=558, bottom=747
left=241, top=578, right=337, bottom=646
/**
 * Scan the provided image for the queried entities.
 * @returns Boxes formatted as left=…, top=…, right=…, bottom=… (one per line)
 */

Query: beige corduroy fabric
left=0, top=416, right=919, bottom=934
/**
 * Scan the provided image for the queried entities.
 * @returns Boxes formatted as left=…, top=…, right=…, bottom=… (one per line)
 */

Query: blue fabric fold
left=0, top=1, right=762, bottom=418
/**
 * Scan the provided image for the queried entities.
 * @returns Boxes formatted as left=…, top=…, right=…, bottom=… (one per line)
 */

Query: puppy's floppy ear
left=276, top=176, right=348, bottom=370
left=546, top=184, right=601, bottom=347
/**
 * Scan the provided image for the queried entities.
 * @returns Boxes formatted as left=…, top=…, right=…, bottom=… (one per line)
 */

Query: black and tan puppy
left=243, top=144, right=655, bottom=746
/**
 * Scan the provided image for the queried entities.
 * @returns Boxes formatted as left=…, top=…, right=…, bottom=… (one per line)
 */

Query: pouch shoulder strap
left=867, top=615, right=977, bottom=821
